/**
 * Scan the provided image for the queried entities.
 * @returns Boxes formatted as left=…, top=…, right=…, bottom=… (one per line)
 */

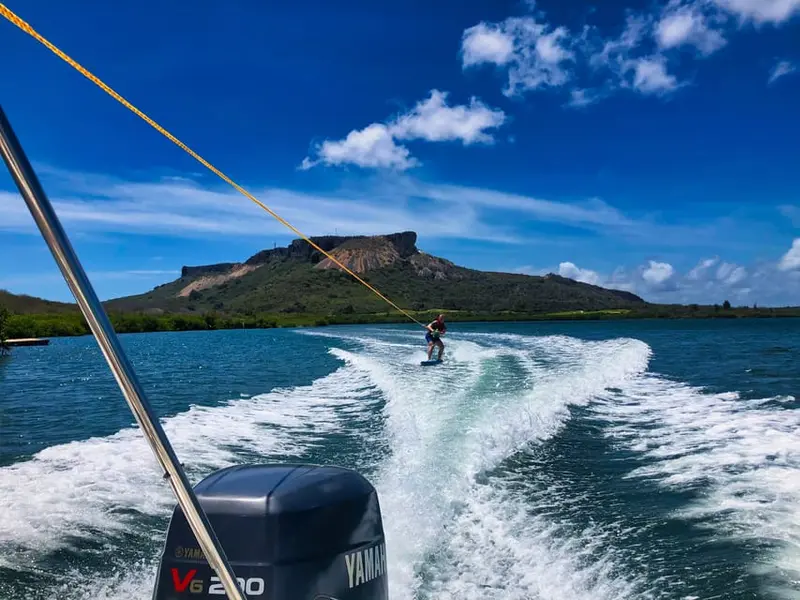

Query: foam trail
left=424, top=484, right=655, bottom=600
left=593, top=375, right=800, bottom=598
left=53, top=559, right=159, bottom=600
left=329, top=331, right=655, bottom=600
left=0, top=364, right=376, bottom=568
left=464, top=336, right=651, bottom=475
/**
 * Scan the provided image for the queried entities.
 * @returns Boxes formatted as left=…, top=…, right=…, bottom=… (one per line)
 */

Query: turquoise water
left=0, top=319, right=798, bottom=599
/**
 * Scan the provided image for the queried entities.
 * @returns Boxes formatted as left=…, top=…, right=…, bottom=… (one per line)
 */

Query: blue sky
left=1, top=0, right=799, bottom=306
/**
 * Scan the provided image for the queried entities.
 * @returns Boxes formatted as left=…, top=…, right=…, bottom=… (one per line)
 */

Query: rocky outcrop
left=384, top=231, right=418, bottom=258
left=409, top=253, right=460, bottom=280
left=245, top=236, right=347, bottom=265
left=246, top=231, right=418, bottom=268
left=313, top=232, right=419, bottom=274
left=178, top=264, right=261, bottom=297
left=315, top=235, right=410, bottom=273
left=181, top=263, right=238, bottom=278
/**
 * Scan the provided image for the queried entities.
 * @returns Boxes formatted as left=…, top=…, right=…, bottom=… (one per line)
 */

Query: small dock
left=4, top=338, right=50, bottom=347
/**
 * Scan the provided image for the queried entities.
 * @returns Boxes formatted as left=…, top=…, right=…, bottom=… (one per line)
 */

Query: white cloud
left=582, top=13, right=685, bottom=95
left=389, top=90, right=506, bottom=145
left=687, top=256, right=720, bottom=279
left=546, top=239, right=800, bottom=305
left=712, top=0, right=800, bottom=24
left=716, top=261, right=748, bottom=285
left=642, top=260, right=677, bottom=288
left=2, top=165, right=786, bottom=284
left=558, top=261, right=601, bottom=285
left=464, top=9, right=687, bottom=100
left=415, top=184, right=636, bottom=230
left=16, top=164, right=696, bottom=248
left=299, top=123, right=416, bottom=171
left=301, top=90, right=505, bottom=170
left=383, top=180, right=733, bottom=248
left=1, top=168, right=521, bottom=245
left=462, top=0, right=798, bottom=106
left=655, top=3, right=727, bottom=55
left=656, top=11, right=696, bottom=47
left=589, top=14, right=652, bottom=71
left=779, top=238, right=800, bottom=271
left=625, top=56, right=681, bottom=94
left=568, top=88, right=602, bottom=107
left=461, top=15, right=577, bottom=96
left=685, top=256, right=752, bottom=288
left=461, top=23, right=515, bottom=67
left=769, top=59, right=797, bottom=84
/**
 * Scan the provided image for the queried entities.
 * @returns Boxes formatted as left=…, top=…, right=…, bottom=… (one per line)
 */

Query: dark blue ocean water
left=0, top=319, right=798, bottom=600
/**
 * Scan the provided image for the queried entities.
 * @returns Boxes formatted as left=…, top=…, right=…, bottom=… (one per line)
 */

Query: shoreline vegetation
left=2, top=304, right=800, bottom=340
left=0, top=307, right=9, bottom=354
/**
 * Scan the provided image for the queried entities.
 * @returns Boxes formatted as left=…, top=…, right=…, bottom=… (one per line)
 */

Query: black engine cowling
left=151, top=463, right=389, bottom=600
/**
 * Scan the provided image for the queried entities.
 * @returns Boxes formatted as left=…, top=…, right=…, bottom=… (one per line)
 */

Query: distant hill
left=0, top=289, right=76, bottom=314
left=100, top=231, right=646, bottom=315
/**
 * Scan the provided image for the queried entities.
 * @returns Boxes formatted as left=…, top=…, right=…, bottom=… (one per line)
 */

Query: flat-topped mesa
left=94, top=229, right=650, bottom=313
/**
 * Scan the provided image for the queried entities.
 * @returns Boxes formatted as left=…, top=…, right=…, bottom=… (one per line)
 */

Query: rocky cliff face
left=409, top=253, right=460, bottom=280
left=314, top=232, right=419, bottom=273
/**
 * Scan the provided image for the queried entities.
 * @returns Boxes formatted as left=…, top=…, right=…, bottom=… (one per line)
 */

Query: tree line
left=1, top=302, right=799, bottom=343
left=0, top=307, right=9, bottom=355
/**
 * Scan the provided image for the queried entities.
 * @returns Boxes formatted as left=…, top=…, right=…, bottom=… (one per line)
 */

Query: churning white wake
left=592, top=376, right=800, bottom=599
left=309, top=329, right=656, bottom=599
left=0, top=365, right=377, bottom=570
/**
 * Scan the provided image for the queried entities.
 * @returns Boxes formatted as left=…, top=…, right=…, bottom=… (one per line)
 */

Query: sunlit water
left=0, top=319, right=798, bottom=599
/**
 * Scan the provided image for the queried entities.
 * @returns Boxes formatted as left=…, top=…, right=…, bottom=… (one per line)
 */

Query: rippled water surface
left=1, top=319, right=798, bottom=599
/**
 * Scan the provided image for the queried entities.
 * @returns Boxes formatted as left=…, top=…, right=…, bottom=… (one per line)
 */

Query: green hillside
left=103, top=231, right=646, bottom=315
left=0, top=289, right=76, bottom=314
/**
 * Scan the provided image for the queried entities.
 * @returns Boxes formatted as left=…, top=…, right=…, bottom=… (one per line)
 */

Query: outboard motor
left=152, top=464, right=388, bottom=600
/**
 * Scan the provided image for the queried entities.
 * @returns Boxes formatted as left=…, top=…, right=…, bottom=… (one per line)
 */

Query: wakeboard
left=420, top=359, right=443, bottom=366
